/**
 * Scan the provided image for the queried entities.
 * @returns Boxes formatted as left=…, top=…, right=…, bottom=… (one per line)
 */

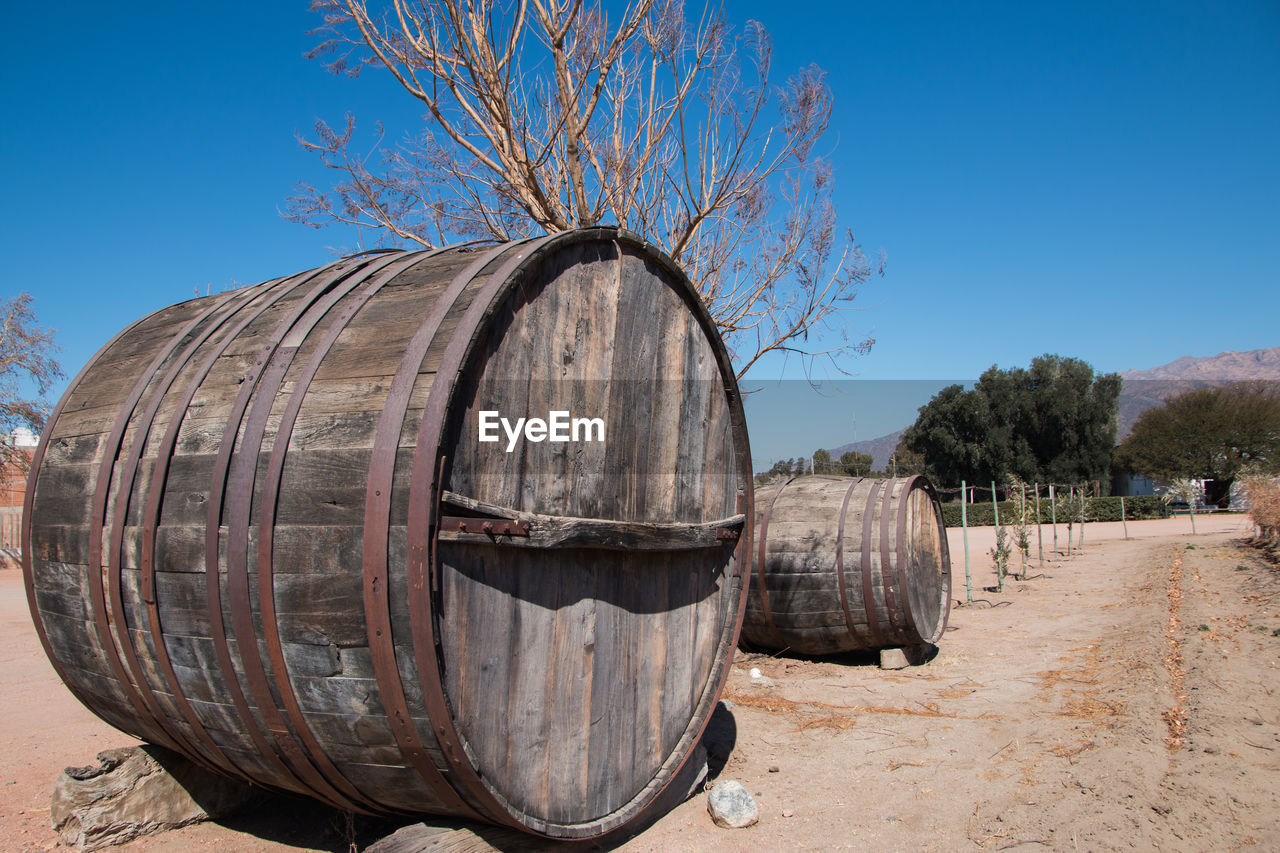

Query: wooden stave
left=23, top=229, right=752, bottom=838
left=741, top=475, right=950, bottom=655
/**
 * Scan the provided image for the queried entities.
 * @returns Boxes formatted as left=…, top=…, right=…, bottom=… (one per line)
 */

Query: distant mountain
left=819, top=347, right=1280, bottom=465
left=829, top=428, right=905, bottom=473
left=1116, top=346, right=1280, bottom=437
left=1119, top=346, right=1280, bottom=381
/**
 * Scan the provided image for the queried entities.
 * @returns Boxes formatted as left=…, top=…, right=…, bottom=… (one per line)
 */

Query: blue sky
left=3, top=1, right=1277, bottom=466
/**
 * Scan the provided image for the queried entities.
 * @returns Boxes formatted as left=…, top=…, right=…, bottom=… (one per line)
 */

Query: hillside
left=829, top=428, right=905, bottom=473
left=1116, top=346, right=1280, bottom=437
left=1119, top=346, right=1280, bottom=381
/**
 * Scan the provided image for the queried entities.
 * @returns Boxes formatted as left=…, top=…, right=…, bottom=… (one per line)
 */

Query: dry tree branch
left=298, top=0, right=881, bottom=377
left=0, top=293, right=63, bottom=471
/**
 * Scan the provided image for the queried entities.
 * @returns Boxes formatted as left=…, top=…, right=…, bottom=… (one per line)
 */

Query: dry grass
left=1048, top=740, right=1098, bottom=759
left=1163, top=552, right=1188, bottom=750
left=794, top=714, right=858, bottom=732
left=936, top=686, right=978, bottom=699
left=1060, top=696, right=1124, bottom=722
left=724, top=687, right=960, bottom=720
left=721, top=681, right=976, bottom=739
left=722, top=689, right=808, bottom=715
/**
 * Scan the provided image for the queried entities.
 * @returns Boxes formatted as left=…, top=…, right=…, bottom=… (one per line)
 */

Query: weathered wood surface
left=24, top=229, right=752, bottom=840
left=439, top=490, right=743, bottom=551
left=741, top=475, right=950, bottom=655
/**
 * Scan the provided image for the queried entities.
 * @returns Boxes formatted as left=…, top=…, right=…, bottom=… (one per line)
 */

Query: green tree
left=1114, top=382, right=1280, bottom=507
left=0, top=293, right=63, bottom=470
left=839, top=450, right=874, bottom=477
left=812, top=448, right=833, bottom=474
left=900, top=354, right=1121, bottom=489
left=898, top=383, right=992, bottom=487
left=1019, top=355, right=1122, bottom=484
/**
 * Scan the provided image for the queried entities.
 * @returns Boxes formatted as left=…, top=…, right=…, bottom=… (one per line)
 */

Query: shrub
left=1242, top=477, right=1280, bottom=543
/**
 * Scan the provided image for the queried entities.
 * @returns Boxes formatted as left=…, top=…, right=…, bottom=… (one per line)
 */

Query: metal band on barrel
left=860, top=479, right=885, bottom=648
left=755, top=476, right=796, bottom=649
left=254, top=251, right=444, bottom=815
left=89, top=285, right=255, bottom=757
left=362, top=239, right=529, bottom=822
left=222, top=254, right=411, bottom=812
left=879, top=478, right=903, bottom=643
left=22, top=313, right=153, bottom=735
left=894, top=476, right=923, bottom=644
left=198, top=269, right=354, bottom=804
left=120, top=284, right=283, bottom=782
left=408, top=235, right=560, bottom=826
left=834, top=477, right=868, bottom=648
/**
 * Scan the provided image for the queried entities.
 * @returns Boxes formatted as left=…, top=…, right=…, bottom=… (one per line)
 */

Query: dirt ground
left=3, top=513, right=1278, bottom=852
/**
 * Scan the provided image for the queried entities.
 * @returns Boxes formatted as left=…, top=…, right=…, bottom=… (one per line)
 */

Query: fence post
left=1079, top=484, right=1086, bottom=548
left=1050, top=484, right=1058, bottom=555
left=1121, top=495, right=1129, bottom=540
left=1035, top=482, right=1044, bottom=565
left=1020, top=482, right=1029, bottom=578
left=961, top=481, right=972, bottom=604
left=991, top=481, right=1003, bottom=590
left=1066, top=485, right=1074, bottom=556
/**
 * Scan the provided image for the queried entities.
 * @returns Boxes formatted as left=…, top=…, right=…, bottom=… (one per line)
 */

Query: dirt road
left=2, top=516, right=1277, bottom=852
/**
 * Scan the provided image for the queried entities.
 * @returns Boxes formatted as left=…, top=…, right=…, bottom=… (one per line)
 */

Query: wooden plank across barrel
left=742, top=475, right=951, bottom=656
left=22, top=228, right=753, bottom=840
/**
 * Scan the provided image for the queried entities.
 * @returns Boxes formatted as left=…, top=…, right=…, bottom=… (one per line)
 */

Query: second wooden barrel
left=741, top=475, right=950, bottom=655
left=23, top=228, right=751, bottom=839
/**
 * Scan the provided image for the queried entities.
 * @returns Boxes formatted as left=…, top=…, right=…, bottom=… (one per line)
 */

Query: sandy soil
left=2, top=513, right=1277, bottom=852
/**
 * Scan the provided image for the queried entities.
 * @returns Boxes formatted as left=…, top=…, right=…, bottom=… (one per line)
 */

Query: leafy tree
left=839, top=450, right=874, bottom=477
left=296, top=0, right=882, bottom=377
left=754, top=456, right=806, bottom=485
left=0, top=293, right=63, bottom=471
left=1114, top=382, right=1280, bottom=507
left=887, top=437, right=926, bottom=477
left=1018, top=355, right=1121, bottom=484
left=900, top=354, right=1121, bottom=489
left=898, top=383, right=991, bottom=487
left=812, top=448, right=832, bottom=474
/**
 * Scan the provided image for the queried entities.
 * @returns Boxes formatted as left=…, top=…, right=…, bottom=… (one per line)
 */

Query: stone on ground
left=706, top=779, right=758, bottom=828
left=51, top=745, right=256, bottom=851
left=879, top=647, right=910, bottom=669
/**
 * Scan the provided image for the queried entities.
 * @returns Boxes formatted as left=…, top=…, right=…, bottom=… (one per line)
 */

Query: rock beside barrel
left=51, top=746, right=256, bottom=851
left=743, top=476, right=951, bottom=655
left=706, top=780, right=758, bottom=828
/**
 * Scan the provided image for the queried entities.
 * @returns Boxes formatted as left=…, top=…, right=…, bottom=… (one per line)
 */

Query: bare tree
left=0, top=293, right=63, bottom=471
left=292, top=0, right=882, bottom=377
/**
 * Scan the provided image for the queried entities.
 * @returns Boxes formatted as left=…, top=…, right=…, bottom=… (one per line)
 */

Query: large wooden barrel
left=741, top=475, right=950, bottom=655
left=22, top=228, right=752, bottom=839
